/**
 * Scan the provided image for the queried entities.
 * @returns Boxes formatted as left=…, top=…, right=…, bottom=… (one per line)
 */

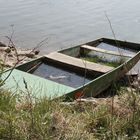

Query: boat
left=1, top=38, right=140, bottom=100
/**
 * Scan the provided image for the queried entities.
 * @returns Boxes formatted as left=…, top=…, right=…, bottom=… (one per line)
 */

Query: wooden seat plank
left=45, top=52, right=113, bottom=73
left=81, top=45, right=134, bottom=58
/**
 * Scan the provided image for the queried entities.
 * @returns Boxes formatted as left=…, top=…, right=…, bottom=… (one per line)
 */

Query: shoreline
left=0, top=41, right=39, bottom=67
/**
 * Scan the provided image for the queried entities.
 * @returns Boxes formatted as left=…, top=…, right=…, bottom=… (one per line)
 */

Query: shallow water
left=0, top=0, right=140, bottom=54
left=33, top=63, right=92, bottom=88
left=97, top=43, right=137, bottom=55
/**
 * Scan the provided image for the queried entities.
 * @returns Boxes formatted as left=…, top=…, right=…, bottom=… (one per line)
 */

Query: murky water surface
left=0, top=0, right=140, bottom=54
left=33, top=63, right=92, bottom=88
left=97, top=43, right=137, bottom=55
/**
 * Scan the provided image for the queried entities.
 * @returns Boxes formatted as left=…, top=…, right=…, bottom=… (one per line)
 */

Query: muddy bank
left=0, top=42, right=39, bottom=67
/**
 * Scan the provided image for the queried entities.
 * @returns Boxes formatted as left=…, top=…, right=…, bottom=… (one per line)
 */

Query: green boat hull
left=1, top=38, right=140, bottom=100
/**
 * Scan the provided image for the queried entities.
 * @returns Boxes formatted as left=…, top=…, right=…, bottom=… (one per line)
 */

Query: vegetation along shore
left=0, top=41, right=39, bottom=67
left=0, top=40, right=140, bottom=140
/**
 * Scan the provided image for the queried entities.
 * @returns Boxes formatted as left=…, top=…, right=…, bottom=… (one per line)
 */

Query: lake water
left=0, top=0, right=140, bottom=54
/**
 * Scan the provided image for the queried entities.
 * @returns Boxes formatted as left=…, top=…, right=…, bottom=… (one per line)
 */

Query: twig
left=105, top=12, right=119, bottom=138
left=19, top=37, right=48, bottom=62
left=7, top=24, right=14, bottom=47
left=105, top=12, right=123, bottom=57
left=82, top=59, right=87, bottom=86
left=5, top=36, right=20, bottom=62
left=0, top=61, right=19, bottom=86
left=27, top=62, right=42, bottom=73
left=23, top=78, right=34, bottom=139
left=0, top=36, right=48, bottom=86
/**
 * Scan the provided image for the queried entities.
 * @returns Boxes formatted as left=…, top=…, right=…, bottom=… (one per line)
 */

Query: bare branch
left=105, top=12, right=123, bottom=56
left=0, top=26, right=47, bottom=86
left=19, top=37, right=48, bottom=62
left=5, top=35, right=20, bottom=62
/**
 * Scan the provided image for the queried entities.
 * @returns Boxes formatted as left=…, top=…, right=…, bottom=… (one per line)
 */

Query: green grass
left=0, top=86, right=140, bottom=140
left=0, top=61, right=140, bottom=140
left=81, top=56, right=125, bottom=67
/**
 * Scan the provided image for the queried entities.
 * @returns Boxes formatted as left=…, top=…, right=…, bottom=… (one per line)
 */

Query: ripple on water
left=0, top=0, right=140, bottom=53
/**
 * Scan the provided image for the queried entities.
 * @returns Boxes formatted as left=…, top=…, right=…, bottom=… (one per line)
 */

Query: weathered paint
left=59, top=46, right=80, bottom=57
left=1, top=38, right=140, bottom=101
left=2, top=69, right=74, bottom=99
left=45, top=52, right=113, bottom=73
left=63, top=51, right=140, bottom=100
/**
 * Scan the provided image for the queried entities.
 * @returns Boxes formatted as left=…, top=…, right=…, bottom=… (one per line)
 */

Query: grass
left=0, top=85, right=140, bottom=140
left=0, top=56, right=140, bottom=139
left=81, top=56, right=125, bottom=67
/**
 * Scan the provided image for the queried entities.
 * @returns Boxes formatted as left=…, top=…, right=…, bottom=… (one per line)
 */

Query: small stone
left=0, top=42, right=6, bottom=47
left=34, top=50, right=40, bottom=55
left=138, top=76, right=140, bottom=82
left=8, top=45, right=14, bottom=49
left=25, top=53, right=35, bottom=58
left=131, top=81, right=140, bottom=89
left=5, top=48, right=11, bottom=53
left=11, top=48, right=15, bottom=51
left=8, top=54, right=13, bottom=57
left=127, top=87, right=136, bottom=92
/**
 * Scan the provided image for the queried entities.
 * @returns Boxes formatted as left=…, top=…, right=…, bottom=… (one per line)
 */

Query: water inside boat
left=80, top=55, right=124, bottom=67
left=97, top=42, right=140, bottom=73
left=77, top=41, right=139, bottom=68
left=97, top=42, right=137, bottom=55
left=59, top=41, right=138, bottom=68
left=83, top=49, right=128, bottom=64
left=29, top=63, right=94, bottom=88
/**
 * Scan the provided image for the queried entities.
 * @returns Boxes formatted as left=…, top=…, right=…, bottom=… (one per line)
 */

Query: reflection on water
left=0, top=0, right=140, bottom=53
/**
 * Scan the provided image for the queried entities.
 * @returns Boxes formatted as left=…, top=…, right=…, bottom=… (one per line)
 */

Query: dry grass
left=0, top=83, right=140, bottom=140
left=0, top=37, right=140, bottom=139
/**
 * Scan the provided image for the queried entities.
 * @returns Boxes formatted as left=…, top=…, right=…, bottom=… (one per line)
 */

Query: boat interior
left=2, top=37, right=139, bottom=99
left=15, top=38, right=140, bottom=88
left=59, top=38, right=137, bottom=63
left=58, top=38, right=139, bottom=75
left=16, top=56, right=101, bottom=88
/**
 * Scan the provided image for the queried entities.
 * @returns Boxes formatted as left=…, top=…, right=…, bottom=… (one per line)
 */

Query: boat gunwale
left=78, top=51, right=140, bottom=87
left=58, top=37, right=140, bottom=54
left=62, top=50, right=140, bottom=100
left=1, top=38, right=140, bottom=100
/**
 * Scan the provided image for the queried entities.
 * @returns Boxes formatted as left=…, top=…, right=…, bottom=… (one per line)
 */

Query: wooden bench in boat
left=81, top=45, right=134, bottom=58
left=45, top=52, right=114, bottom=73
